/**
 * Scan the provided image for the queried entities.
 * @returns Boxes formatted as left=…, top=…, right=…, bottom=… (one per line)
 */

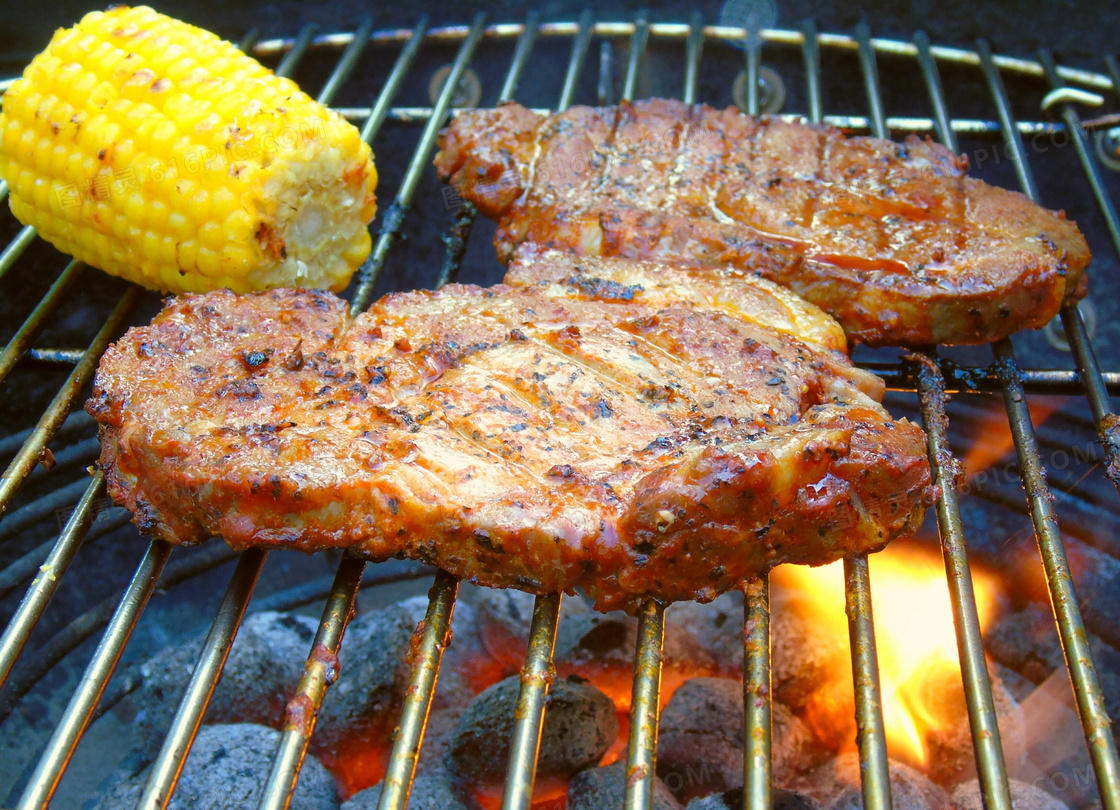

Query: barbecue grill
left=0, top=10, right=1118, bottom=810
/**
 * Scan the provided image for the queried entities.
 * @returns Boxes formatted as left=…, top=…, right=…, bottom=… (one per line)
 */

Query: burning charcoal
left=924, top=662, right=1025, bottom=786
left=94, top=723, right=337, bottom=809
left=474, top=588, right=542, bottom=673
left=475, top=589, right=593, bottom=676
left=554, top=607, right=639, bottom=708
left=992, top=661, right=1038, bottom=704
left=770, top=598, right=847, bottom=710
left=447, top=674, right=618, bottom=789
left=664, top=592, right=744, bottom=674
left=987, top=603, right=1120, bottom=738
left=792, top=753, right=947, bottom=810
left=415, top=707, right=466, bottom=775
left=657, top=677, right=812, bottom=803
left=568, top=761, right=680, bottom=810
left=685, top=787, right=823, bottom=809
left=342, top=773, right=477, bottom=810
left=314, top=600, right=417, bottom=755
left=135, top=611, right=319, bottom=755
left=951, top=778, right=1070, bottom=810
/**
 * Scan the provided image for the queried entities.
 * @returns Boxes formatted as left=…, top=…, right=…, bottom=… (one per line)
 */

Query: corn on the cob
left=0, top=6, right=377, bottom=294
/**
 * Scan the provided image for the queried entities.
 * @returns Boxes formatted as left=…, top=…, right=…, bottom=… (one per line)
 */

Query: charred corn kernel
left=0, top=6, right=377, bottom=294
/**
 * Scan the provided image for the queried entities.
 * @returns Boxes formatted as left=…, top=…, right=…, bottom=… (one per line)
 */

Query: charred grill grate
left=0, top=13, right=1119, bottom=810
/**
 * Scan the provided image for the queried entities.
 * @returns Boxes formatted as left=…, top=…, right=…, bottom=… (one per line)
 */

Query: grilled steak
left=88, top=249, right=935, bottom=611
left=435, top=99, right=1091, bottom=347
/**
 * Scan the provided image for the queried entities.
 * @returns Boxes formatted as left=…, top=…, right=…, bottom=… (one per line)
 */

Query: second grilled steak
left=88, top=249, right=935, bottom=612
left=435, top=99, right=1090, bottom=347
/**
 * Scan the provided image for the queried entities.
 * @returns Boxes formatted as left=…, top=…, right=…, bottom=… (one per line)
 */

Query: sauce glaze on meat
left=435, top=99, right=1090, bottom=347
left=88, top=248, right=936, bottom=611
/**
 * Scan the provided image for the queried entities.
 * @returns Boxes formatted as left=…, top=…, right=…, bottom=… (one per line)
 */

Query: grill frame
left=0, top=12, right=1117, bottom=810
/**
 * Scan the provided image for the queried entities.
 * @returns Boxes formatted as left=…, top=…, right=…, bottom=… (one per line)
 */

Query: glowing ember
left=771, top=541, right=999, bottom=768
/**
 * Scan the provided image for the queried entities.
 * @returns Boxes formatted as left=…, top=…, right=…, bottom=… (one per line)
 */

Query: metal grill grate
left=0, top=13, right=1119, bottom=810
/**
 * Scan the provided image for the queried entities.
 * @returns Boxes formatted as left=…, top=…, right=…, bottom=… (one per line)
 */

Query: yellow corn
left=0, top=6, right=377, bottom=294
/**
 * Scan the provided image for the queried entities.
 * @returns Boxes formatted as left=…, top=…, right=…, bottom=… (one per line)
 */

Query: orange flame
left=961, top=396, right=1065, bottom=481
left=772, top=542, right=998, bottom=768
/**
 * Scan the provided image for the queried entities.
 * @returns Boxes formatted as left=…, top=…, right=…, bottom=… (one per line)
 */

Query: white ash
left=568, top=760, right=680, bottom=810
left=342, top=772, right=477, bottom=810
left=657, top=676, right=814, bottom=803
left=685, top=787, right=824, bottom=809
left=135, top=611, right=320, bottom=756
left=447, top=674, right=618, bottom=787
left=94, top=723, right=337, bottom=809
left=792, top=752, right=947, bottom=810
left=311, top=599, right=418, bottom=756
left=951, top=778, right=1071, bottom=810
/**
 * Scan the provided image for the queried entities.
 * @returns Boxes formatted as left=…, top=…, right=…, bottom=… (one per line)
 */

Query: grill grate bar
left=434, top=10, right=540, bottom=289
left=337, top=106, right=1071, bottom=138
left=1036, top=53, right=1120, bottom=502
left=745, top=34, right=761, bottom=116
left=500, top=592, right=563, bottom=810
left=0, top=543, right=240, bottom=727
left=910, top=35, right=1015, bottom=809
left=0, top=509, right=131, bottom=602
left=0, top=225, right=37, bottom=284
left=245, top=21, right=1115, bottom=93
left=16, top=539, right=172, bottom=810
left=914, top=31, right=959, bottom=150
left=0, top=261, right=85, bottom=392
left=436, top=18, right=576, bottom=809
left=351, top=13, right=488, bottom=315
left=558, top=11, right=594, bottom=112
left=10, top=345, right=1120, bottom=395
left=260, top=19, right=446, bottom=805
left=801, top=19, right=822, bottom=123
left=274, top=23, right=319, bottom=82
left=855, top=23, right=888, bottom=139
left=843, top=555, right=893, bottom=810
left=0, top=477, right=97, bottom=546
left=625, top=599, right=666, bottom=810
left=260, top=556, right=367, bottom=810
left=976, top=43, right=1120, bottom=807
left=843, top=29, right=893, bottom=809
left=742, top=578, right=772, bottom=810
left=740, top=27, right=774, bottom=810
left=133, top=22, right=378, bottom=806
left=0, top=473, right=105, bottom=692
left=497, top=11, right=540, bottom=105
left=682, top=11, right=704, bottom=106
left=316, top=16, right=375, bottom=106
left=616, top=17, right=667, bottom=809
left=914, top=355, right=1015, bottom=808
left=360, top=17, right=430, bottom=145
left=0, top=285, right=141, bottom=519
left=622, top=12, right=650, bottom=104
left=138, top=548, right=267, bottom=810
left=377, top=570, right=460, bottom=810
left=977, top=40, right=1039, bottom=198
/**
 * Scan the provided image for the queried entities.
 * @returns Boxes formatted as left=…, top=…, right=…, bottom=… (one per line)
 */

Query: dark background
left=1, top=0, right=1117, bottom=71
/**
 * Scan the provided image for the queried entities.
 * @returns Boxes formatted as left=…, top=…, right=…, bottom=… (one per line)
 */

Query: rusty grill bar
left=0, top=12, right=1118, bottom=810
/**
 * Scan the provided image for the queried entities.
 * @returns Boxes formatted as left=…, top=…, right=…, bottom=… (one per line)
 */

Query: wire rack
left=0, top=11, right=1119, bottom=810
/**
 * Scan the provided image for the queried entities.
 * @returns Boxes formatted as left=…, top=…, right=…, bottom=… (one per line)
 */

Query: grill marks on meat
left=88, top=253, right=935, bottom=611
left=435, top=99, right=1091, bottom=347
